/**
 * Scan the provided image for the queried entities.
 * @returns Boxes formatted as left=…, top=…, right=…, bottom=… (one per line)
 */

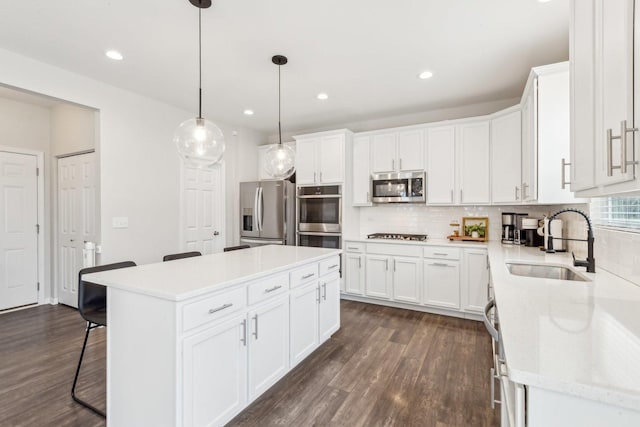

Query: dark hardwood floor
left=0, top=301, right=498, bottom=427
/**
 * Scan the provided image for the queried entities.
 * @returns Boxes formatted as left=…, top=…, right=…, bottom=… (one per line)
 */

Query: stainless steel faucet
left=545, top=208, right=595, bottom=273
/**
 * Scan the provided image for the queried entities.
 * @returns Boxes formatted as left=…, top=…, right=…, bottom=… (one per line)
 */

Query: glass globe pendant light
left=263, top=55, right=296, bottom=179
left=174, top=0, right=225, bottom=168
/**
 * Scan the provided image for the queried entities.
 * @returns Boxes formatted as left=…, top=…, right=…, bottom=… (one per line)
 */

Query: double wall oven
left=297, top=185, right=341, bottom=249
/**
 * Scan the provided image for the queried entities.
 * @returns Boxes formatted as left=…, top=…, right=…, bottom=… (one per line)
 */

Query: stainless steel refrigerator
left=239, top=180, right=295, bottom=247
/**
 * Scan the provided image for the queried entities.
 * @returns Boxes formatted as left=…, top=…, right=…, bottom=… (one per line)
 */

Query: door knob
left=213, top=231, right=220, bottom=236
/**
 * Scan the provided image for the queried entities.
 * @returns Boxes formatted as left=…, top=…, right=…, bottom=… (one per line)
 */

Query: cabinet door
left=392, top=256, right=422, bottom=304
left=319, top=273, right=340, bottom=343
left=423, top=260, right=460, bottom=309
left=365, top=255, right=392, bottom=299
left=318, top=135, right=344, bottom=184
left=344, top=253, right=365, bottom=295
left=247, top=297, right=289, bottom=401
left=570, top=0, right=597, bottom=192
left=371, top=133, right=397, bottom=173
left=352, top=136, right=372, bottom=206
left=426, top=126, right=456, bottom=204
left=290, top=281, right=319, bottom=367
left=491, top=111, right=522, bottom=203
left=295, top=138, right=318, bottom=184
left=458, top=121, right=490, bottom=204
left=183, top=315, right=247, bottom=427
left=398, top=129, right=425, bottom=171
left=521, top=89, right=538, bottom=202
left=462, top=249, right=489, bottom=313
left=596, top=0, right=636, bottom=186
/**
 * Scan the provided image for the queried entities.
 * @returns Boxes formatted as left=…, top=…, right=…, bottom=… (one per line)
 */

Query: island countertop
left=83, top=245, right=342, bottom=302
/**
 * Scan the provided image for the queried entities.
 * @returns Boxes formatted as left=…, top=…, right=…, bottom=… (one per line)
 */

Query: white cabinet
left=352, top=135, right=372, bottom=206
left=391, top=256, right=422, bottom=304
left=462, top=248, right=488, bottom=313
left=423, top=259, right=460, bottom=309
left=318, top=272, right=340, bottom=342
left=570, top=0, right=640, bottom=196
left=491, top=108, right=522, bottom=204
left=426, top=125, right=456, bottom=204
left=457, top=121, right=491, bottom=204
left=344, top=252, right=365, bottom=295
left=294, top=131, right=348, bottom=185
left=370, top=129, right=425, bottom=174
left=247, top=296, right=289, bottom=401
left=182, top=315, right=247, bottom=427
left=365, top=254, right=392, bottom=299
left=289, top=280, right=320, bottom=366
left=521, top=63, right=584, bottom=204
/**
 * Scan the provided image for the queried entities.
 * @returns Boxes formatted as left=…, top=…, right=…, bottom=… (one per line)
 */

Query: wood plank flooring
left=0, top=301, right=499, bottom=427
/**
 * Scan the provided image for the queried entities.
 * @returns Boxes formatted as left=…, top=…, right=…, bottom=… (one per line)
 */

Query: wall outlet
left=112, top=217, right=129, bottom=229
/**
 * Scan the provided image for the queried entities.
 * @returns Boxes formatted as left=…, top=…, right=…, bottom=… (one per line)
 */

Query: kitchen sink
left=505, top=262, right=589, bottom=282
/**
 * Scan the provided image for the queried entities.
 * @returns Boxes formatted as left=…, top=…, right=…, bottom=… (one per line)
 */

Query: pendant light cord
left=198, top=7, right=202, bottom=119
left=278, top=63, right=282, bottom=145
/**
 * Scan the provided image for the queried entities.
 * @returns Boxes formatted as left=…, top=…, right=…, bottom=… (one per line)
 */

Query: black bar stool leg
left=71, top=321, right=106, bottom=418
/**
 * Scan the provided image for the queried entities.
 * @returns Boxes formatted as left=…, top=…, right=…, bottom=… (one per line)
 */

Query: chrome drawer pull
left=328, top=264, right=339, bottom=269
left=302, top=273, right=315, bottom=279
left=265, top=285, right=283, bottom=293
left=561, top=158, right=571, bottom=189
left=431, top=262, right=452, bottom=267
left=209, top=303, right=233, bottom=314
left=433, top=252, right=448, bottom=256
left=241, top=319, right=247, bottom=346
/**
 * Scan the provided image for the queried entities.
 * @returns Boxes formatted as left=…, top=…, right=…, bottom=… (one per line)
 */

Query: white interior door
left=0, top=151, right=38, bottom=310
left=182, top=164, right=225, bottom=255
left=57, top=152, right=97, bottom=308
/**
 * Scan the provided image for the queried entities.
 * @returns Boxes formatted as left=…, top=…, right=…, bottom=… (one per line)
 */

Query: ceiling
left=0, top=0, right=570, bottom=135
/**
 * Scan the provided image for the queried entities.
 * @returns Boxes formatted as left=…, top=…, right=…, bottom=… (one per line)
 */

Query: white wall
left=0, top=48, right=264, bottom=299
left=50, top=103, right=96, bottom=156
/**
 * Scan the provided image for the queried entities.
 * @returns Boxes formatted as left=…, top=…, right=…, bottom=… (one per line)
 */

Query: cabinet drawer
left=423, top=247, right=460, bottom=260
left=290, top=263, right=319, bottom=288
left=248, top=272, right=289, bottom=305
left=319, top=256, right=341, bottom=276
left=183, top=287, right=246, bottom=332
left=366, top=243, right=422, bottom=257
left=344, top=242, right=365, bottom=253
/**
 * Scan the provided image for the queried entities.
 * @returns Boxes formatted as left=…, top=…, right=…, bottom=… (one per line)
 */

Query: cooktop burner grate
left=367, top=233, right=429, bottom=241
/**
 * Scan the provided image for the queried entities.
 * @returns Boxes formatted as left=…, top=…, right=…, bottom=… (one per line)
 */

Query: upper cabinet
left=371, top=129, right=425, bottom=174
left=491, top=107, right=522, bottom=204
left=457, top=121, right=490, bottom=205
left=521, top=63, right=583, bottom=204
left=352, top=135, right=372, bottom=206
left=426, top=125, right=456, bottom=204
left=571, top=0, right=640, bottom=196
left=294, top=130, right=350, bottom=185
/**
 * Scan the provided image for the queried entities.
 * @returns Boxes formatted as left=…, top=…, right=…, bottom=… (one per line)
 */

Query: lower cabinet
left=392, top=257, right=422, bottom=304
left=183, top=315, right=248, bottom=427
left=423, top=260, right=460, bottom=309
left=319, top=272, right=341, bottom=342
left=247, top=296, right=289, bottom=401
left=344, top=253, right=365, bottom=295
left=462, top=248, right=489, bottom=313
left=365, top=255, right=392, bottom=299
left=290, top=281, right=320, bottom=366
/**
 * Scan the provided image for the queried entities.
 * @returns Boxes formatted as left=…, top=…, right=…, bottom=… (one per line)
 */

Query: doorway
left=0, top=150, right=39, bottom=311
left=56, top=152, right=98, bottom=308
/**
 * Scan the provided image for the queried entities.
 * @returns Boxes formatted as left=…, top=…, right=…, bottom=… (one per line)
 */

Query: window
left=590, top=197, right=640, bottom=230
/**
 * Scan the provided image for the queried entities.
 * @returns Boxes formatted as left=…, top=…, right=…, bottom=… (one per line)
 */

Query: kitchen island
left=84, top=245, right=342, bottom=427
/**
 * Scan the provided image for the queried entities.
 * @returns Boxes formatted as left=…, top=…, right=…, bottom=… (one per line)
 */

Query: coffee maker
left=501, top=213, right=516, bottom=243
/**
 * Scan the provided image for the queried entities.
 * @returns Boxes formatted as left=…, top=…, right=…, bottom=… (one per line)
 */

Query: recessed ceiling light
left=243, top=109, right=254, bottom=116
left=317, top=93, right=329, bottom=100
left=418, top=71, right=434, bottom=80
left=105, top=50, right=124, bottom=61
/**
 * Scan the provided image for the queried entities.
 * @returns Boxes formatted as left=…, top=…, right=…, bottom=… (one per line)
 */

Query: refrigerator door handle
left=254, top=187, right=260, bottom=233
left=258, top=187, right=264, bottom=232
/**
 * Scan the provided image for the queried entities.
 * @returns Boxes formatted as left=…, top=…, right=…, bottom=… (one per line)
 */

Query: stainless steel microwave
left=371, top=171, right=426, bottom=203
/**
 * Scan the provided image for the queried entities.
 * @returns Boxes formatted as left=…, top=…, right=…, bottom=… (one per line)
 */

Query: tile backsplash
left=594, top=227, right=640, bottom=286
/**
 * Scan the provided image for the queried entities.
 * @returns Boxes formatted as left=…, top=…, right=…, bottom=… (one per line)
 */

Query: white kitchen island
left=83, top=245, right=342, bottom=427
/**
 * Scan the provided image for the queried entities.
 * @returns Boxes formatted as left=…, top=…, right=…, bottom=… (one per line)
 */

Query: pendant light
left=174, top=0, right=225, bottom=168
left=263, top=55, right=296, bottom=179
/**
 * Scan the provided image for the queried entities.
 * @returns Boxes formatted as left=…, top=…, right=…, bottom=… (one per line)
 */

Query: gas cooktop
left=367, top=233, right=429, bottom=241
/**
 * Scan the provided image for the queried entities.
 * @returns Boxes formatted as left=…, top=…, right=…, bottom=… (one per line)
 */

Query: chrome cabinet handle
left=450, top=189, right=454, bottom=203
left=561, top=158, right=571, bottom=189
left=319, top=172, right=323, bottom=182
left=241, top=319, right=247, bottom=346
left=366, top=191, right=370, bottom=202
left=209, top=303, right=233, bottom=314
left=314, top=172, right=317, bottom=182
left=460, top=189, right=463, bottom=202
left=514, top=186, right=519, bottom=201
left=358, top=257, right=361, bottom=268
left=316, top=285, right=321, bottom=303
left=385, top=258, right=389, bottom=270
left=431, top=262, right=452, bottom=267
left=522, top=183, right=528, bottom=200
left=392, top=159, right=395, bottom=171
left=328, top=264, right=339, bottom=269
left=433, top=252, right=447, bottom=256
left=252, top=314, right=258, bottom=339
left=347, top=246, right=359, bottom=251
left=399, top=158, right=403, bottom=170
left=393, top=259, right=396, bottom=272
left=607, top=120, right=639, bottom=176
left=265, top=285, right=283, bottom=293
left=302, top=273, right=315, bottom=279
left=322, top=283, right=327, bottom=300
left=483, top=299, right=499, bottom=342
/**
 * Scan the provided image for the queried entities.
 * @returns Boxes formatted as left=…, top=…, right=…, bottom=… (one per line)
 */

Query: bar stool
left=162, top=251, right=202, bottom=261
left=223, top=245, right=250, bottom=252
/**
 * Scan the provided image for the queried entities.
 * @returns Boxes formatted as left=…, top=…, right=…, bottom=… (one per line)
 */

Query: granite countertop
left=487, top=242, right=640, bottom=411
left=83, top=245, right=341, bottom=302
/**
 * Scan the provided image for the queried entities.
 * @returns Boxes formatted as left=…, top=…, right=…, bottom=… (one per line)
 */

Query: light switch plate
left=112, top=217, right=129, bottom=229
